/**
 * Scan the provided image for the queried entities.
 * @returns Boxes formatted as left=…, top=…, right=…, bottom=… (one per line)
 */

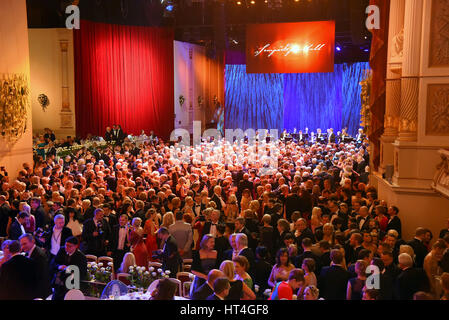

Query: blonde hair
left=249, top=200, right=260, bottom=212
left=120, top=252, right=136, bottom=273
left=220, top=260, right=235, bottom=280
left=162, top=212, right=175, bottom=228
left=399, top=245, right=415, bottom=260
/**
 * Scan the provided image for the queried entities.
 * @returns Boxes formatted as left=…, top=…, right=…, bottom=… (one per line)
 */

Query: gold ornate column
left=60, top=40, right=73, bottom=129
left=398, top=0, right=423, bottom=141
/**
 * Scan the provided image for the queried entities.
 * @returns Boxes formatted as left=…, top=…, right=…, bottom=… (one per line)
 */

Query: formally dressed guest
left=346, top=260, right=367, bottom=300
left=268, top=248, right=295, bottom=288
left=0, top=240, right=12, bottom=268
left=118, top=252, right=136, bottom=273
left=8, top=211, right=27, bottom=240
left=191, top=234, right=219, bottom=293
left=169, top=211, right=193, bottom=259
left=161, top=211, right=175, bottom=229
left=0, top=239, right=38, bottom=300
left=302, top=258, right=318, bottom=287
left=276, top=219, right=291, bottom=250
left=104, top=126, right=113, bottom=142
left=253, top=246, right=273, bottom=295
left=219, top=260, right=255, bottom=300
left=191, top=269, right=224, bottom=300
left=303, top=285, right=320, bottom=300
left=109, top=214, right=130, bottom=270
left=408, top=227, right=429, bottom=268
left=233, top=255, right=253, bottom=291
left=40, top=214, right=73, bottom=259
left=129, top=231, right=148, bottom=268
left=214, top=224, right=231, bottom=262
left=155, top=227, right=182, bottom=276
left=50, top=236, right=87, bottom=300
left=439, top=218, right=449, bottom=239
left=269, top=269, right=305, bottom=300
left=259, top=214, right=274, bottom=257
left=345, top=232, right=363, bottom=265
left=235, top=233, right=256, bottom=278
left=294, top=218, right=315, bottom=252
left=0, top=195, right=11, bottom=237
left=395, top=253, right=430, bottom=300
left=356, top=206, right=371, bottom=231
left=318, top=240, right=332, bottom=269
left=318, top=249, right=351, bottom=300
left=131, top=217, right=144, bottom=238
left=207, top=277, right=231, bottom=300
left=143, top=209, right=159, bottom=260
left=30, top=197, right=48, bottom=230
left=294, top=237, right=321, bottom=271
left=150, top=278, right=177, bottom=300
left=423, top=240, right=446, bottom=297
left=65, top=207, right=83, bottom=237
left=81, top=208, right=111, bottom=256
left=19, top=233, right=52, bottom=299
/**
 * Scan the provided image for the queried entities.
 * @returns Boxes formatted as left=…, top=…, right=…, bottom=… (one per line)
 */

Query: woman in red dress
left=143, top=209, right=159, bottom=261
left=129, top=231, right=149, bottom=268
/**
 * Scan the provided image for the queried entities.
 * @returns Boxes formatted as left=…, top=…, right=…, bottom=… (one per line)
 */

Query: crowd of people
left=0, top=126, right=449, bottom=301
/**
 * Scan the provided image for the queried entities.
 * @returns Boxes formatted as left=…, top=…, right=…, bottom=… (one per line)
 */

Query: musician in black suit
left=318, top=249, right=351, bottom=300
left=108, top=214, right=131, bottom=270
left=191, top=269, right=223, bottom=300
left=155, top=227, right=182, bottom=276
left=39, top=214, right=73, bottom=259
left=50, top=236, right=88, bottom=300
left=104, top=126, right=113, bottom=142
left=395, top=253, right=430, bottom=300
left=316, top=128, right=325, bottom=143
left=9, top=211, right=27, bottom=240
left=327, top=128, right=336, bottom=144
left=356, top=128, right=366, bottom=144
left=407, top=227, right=429, bottom=268
left=0, top=240, right=38, bottom=300
left=19, top=233, right=52, bottom=299
left=206, top=277, right=230, bottom=300
left=81, top=208, right=111, bottom=256
left=387, top=206, right=402, bottom=239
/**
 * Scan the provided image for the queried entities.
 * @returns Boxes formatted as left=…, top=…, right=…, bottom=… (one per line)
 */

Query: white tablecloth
left=108, top=292, right=188, bottom=300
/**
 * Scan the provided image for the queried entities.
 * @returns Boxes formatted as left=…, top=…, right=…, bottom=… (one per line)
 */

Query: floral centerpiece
left=85, top=262, right=114, bottom=297
left=128, top=265, right=171, bottom=290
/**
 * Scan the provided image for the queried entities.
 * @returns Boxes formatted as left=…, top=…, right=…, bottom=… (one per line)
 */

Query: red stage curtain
left=74, top=20, right=174, bottom=139
left=368, top=0, right=390, bottom=170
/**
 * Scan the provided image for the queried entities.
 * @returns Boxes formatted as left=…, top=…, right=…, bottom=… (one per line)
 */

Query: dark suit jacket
left=214, top=235, right=231, bottom=262
left=191, top=282, right=214, bottom=300
left=356, top=216, right=370, bottom=231
left=238, top=247, right=256, bottom=278
left=294, top=250, right=321, bottom=273
left=394, top=267, right=430, bottom=300
left=0, top=254, right=38, bottom=300
left=387, top=216, right=402, bottom=239
left=42, top=227, right=73, bottom=253
left=206, top=294, right=222, bottom=300
left=407, top=238, right=428, bottom=268
left=30, top=246, right=52, bottom=298
left=319, top=251, right=331, bottom=269
left=0, top=203, right=11, bottom=237
left=32, top=206, right=47, bottom=229
left=211, top=194, right=224, bottom=212
left=318, top=265, right=351, bottom=300
left=160, top=235, right=182, bottom=275
left=81, top=218, right=110, bottom=255
left=9, top=219, right=25, bottom=240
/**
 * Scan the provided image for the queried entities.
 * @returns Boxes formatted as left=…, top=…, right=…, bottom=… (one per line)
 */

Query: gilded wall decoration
left=429, top=0, right=449, bottom=67
left=0, top=73, right=30, bottom=144
left=426, top=84, right=449, bottom=135
left=432, top=149, right=449, bottom=199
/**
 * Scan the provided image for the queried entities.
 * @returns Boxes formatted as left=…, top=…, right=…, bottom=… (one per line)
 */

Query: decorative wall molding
left=432, top=149, right=449, bottom=198
left=429, top=0, right=449, bottom=67
left=426, top=84, right=449, bottom=135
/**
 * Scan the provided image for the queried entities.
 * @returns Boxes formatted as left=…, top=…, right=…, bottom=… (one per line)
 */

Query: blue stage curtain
left=225, top=62, right=370, bottom=136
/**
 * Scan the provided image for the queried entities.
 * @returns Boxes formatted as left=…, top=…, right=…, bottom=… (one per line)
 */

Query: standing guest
left=81, top=208, right=110, bottom=256
left=395, top=253, right=430, bottom=300
left=441, top=273, right=449, bottom=300
left=129, top=231, right=148, bottom=268
left=207, top=277, right=231, bottom=300
left=65, top=208, right=83, bottom=237
left=40, top=214, right=73, bottom=259
left=30, top=197, right=47, bottom=230
left=293, top=218, right=315, bottom=251
left=302, top=258, right=318, bottom=287
left=318, top=249, right=351, bottom=300
left=407, top=227, right=429, bottom=268
left=19, top=233, right=52, bottom=299
left=423, top=239, right=446, bottom=297
left=386, top=206, right=402, bottom=238
left=269, top=269, right=305, bottom=300
left=235, top=233, right=256, bottom=278
left=268, top=248, right=295, bottom=288
left=0, top=195, right=11, bottom=237
left=259, top=214, right=274, bottom=257
left=219, top=260, right=255, bottom=300
left=130, top=217, right=144, bottom=238
left=155, top=227, right=182, bottom=276
left=346, top=260, right=367, bottom=300
left=223, top=233, right=239, bottom=261
left=233, top=255, right=253, bottom=291
left=362, top=287, right=380, bottom=300
left=253, top=246, right=273, bottom=295
left=191, top=234, right=219, bottom=294
left=109, top=214, right=130, bottom=270
left=191, top=269, right=224, bottom=300
left=0, top=240, right=38, bottom=300
left=9, top=211, right=27, bottom=240
left=439, top=218, right=449, bottom=239
left=214, top=224, right=231, bottom=262
left=143, top=209, right=159, bottom=259
left=50, top=236, right=87, bottom=300
left=203, top=210, right=221, bottom=239
left=294, top=238, right=321, bottom=271
left=169, top=211, right=193, bottom=259
left=0, top=240, right=12, bottom=268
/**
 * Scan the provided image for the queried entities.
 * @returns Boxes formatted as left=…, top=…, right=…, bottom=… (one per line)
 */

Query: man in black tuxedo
left=387, top=206, right=402, bottom=238
left=395, top=253, right=429, bottom=300
left=284, top=186, right=301, bottom=222
left=206, top=277, right=230, bottom=300
left=237, top=173, right=254, bottom=203
left=356, top=206, right=371, bottom=231
left=294, top=238, right=321, bottom=273
left=345, top=232, right=364, bottom=265
left=234, top=217, right=256, bottom=250
left=9, top=211, right=27, bottom=240
left=0, top=240, right=38, bottom=300
left=380, top=250, right=401, bottom=299
left=235, top=233, right=256, bottom=279
left=104, top=126, right=113, bottom=142
left=191, top=269, right=224, bottom=300
left=318, top=240, right=331, bottom=269
left=407, top=227, right=429, bottom=268
left=327, top=128, right=336, bottom=144
left=20, top=233, right=52, bottom=299
left=30, top=197, right=47, bottom=230
left=50, top=236, right=88, bottom=300
left=155, top=227, right=182, bottom=276
left=102, top=203, right=118, bottom=231
left=202, top=209, right=221, bottom=238
left=39, top=214, right=73, bottom=259
left=211, top=185, right=226, bottom=212
left=214, top=224, right=231, bottom=262
left=108, top=214, right=130, bottom=270
left=318, top=249, right=351, bottom=300
left=81, top=208, right=111, bottom=256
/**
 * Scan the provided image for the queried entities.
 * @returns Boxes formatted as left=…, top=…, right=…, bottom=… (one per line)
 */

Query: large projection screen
left=246, top=21, right=335, bottom=74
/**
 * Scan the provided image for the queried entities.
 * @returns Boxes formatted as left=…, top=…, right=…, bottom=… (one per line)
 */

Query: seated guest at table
left=207, top=277, right=231, bottom=300
left=191, top=269, right=224, bottom=300
left=9, top=211, right=27, bottom=240
left=269, top=268, right=305, bottom=300
left=346, top=260, right=367, bottom=300
left=220, top=260, right=255, bottom=300
left=19, top=233, right=52, bottom=299
left=155, top=227, right=182, bottom=276
left=318, top=249, right=351, bottom=300
left=129, top=231, right=148, bottom=268
left=39, top=214, right=73, bottom=259
left=233, top=255, right=253, bottom=291
left=268, top=248, right=295, bottom=288
left=50, top=236, right=87, bottom=300
left=118, top=252, right=136, bottom=274
left=150, top=278, right=177, bottom=300
left=0, top=240, right=38, bottom=300
left=191, top=234, right=219, bottom=293
left=109, top=214, right=131, bottom=269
